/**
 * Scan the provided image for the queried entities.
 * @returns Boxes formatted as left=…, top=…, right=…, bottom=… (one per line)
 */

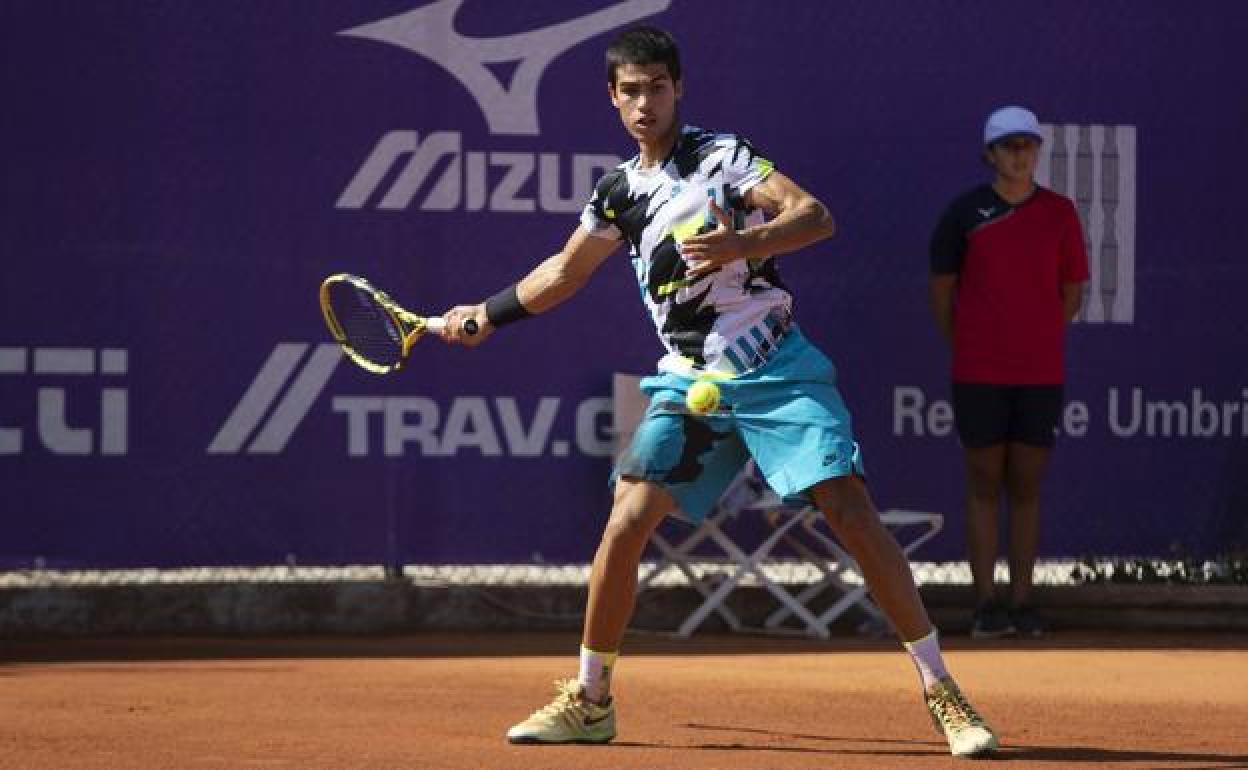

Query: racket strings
left=329, top=284, right=405, bottom=367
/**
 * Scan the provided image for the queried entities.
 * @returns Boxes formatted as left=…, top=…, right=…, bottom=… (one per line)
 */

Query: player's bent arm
left=516, top=226, right=619, bottom=313
left=929, top=274, right=957, bottom=344
left=440, top=226, right=619, bottom=346
left=1061, top=281, right=1084, bottom=323
left=740, top=171, right=836, bottom=257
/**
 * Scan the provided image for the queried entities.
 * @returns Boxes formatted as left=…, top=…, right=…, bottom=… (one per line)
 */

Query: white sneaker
left=506, top=679, right=616, bottom=745
left=925, top=676, right=999, bottom=757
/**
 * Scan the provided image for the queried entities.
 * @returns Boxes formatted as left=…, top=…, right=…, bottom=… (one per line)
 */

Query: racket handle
left=424, top=317, right=478, bottom=335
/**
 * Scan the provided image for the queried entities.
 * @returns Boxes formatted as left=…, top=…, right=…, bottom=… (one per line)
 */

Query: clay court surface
left=4, top=631, right=1247, bottom=769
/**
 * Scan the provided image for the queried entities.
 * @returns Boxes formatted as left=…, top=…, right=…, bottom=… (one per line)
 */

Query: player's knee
left=821, top=500, right=879, bottom=539
left=811, top=477, right=879, bottom=538
left=602, top=508, right=652, bottom=549
left=603, top=479, right=665, bottom=547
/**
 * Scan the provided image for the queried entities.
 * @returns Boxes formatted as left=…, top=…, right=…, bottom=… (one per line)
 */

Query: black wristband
left=484, top=284, right=532, bottom=327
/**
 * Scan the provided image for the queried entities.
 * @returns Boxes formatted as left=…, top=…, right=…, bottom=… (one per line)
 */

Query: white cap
left=983, top=106, right=1043, bottom=146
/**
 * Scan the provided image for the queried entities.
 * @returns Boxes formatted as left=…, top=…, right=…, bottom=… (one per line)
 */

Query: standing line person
left=929, top=106, right=1090, bottom=638
left=441, top=26, right=998, bottom=758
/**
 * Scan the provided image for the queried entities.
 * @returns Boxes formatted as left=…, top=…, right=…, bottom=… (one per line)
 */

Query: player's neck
left=992, top=177, right=1035, bottom=205
left=636, top=121, right=682, bottom=170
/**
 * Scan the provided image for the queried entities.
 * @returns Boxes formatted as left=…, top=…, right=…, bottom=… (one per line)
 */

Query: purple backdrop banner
left=2, top=1, right=1246, bottom=567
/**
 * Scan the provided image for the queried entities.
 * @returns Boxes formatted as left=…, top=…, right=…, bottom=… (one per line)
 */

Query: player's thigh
left=736, top=377, right=865, bottom=504
left=605, top=476, right=678, bottom=543
left=614, top=401, right=748, bottom=524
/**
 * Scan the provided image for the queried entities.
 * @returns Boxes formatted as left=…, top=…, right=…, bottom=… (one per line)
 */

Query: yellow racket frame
left=318, top=273, right=442, bottom=374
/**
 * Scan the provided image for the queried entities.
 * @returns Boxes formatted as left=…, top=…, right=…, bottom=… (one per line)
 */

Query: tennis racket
left=319, top=273, right=477, bottom=374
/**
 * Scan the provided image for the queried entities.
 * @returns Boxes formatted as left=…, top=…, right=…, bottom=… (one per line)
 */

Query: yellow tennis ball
left=685, top=380, right=721, bottom=415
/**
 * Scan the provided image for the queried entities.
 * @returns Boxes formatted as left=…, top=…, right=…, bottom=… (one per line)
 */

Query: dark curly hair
left=606, top=25, right=681, bottom=86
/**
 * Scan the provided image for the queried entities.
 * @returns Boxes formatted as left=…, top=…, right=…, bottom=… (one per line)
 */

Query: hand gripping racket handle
left=424, top=318, right=479, bottom=335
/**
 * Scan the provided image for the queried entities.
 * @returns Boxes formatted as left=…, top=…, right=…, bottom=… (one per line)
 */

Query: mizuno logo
left=208, top=344, right=342, bottom=455
left=584, top=712, right=612, bottom=726
left=339, top=0, right=671, bottom=136
left=978, top=207, right=995, bottom=218
left=335, top=130, right=619, bottom=212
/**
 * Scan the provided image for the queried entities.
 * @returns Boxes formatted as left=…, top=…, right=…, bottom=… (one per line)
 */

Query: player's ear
left=673, top=78, right=683, bottom=100
left=608, top=82, right=619, bottom=108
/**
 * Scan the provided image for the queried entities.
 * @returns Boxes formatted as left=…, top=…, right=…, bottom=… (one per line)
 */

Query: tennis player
left=441, top=26, right=998, bottom=758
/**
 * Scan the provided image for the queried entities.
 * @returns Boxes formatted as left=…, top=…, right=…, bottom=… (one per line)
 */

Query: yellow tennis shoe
left=506, top=679, right=616, bottom=745
left=925, top=676, right=999, bottom=757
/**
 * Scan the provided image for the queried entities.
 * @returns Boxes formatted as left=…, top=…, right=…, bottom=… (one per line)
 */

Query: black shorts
left=952, top=383, right=1064, bottom=449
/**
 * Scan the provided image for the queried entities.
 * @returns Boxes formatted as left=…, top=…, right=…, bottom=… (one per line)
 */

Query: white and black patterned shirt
left=581, top=125, right=792, bottom=376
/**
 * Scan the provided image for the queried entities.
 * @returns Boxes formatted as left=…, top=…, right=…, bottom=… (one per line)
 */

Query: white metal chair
left=658, top=481, right=831, bottom=638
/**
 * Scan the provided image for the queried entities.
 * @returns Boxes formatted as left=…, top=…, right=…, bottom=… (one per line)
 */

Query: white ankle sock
left=577, top=645, right=617, bottom=703
left=903, top=629, right=950, bottom=691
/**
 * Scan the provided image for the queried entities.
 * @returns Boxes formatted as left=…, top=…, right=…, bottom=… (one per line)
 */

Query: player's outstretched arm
left=680, top=171, right=835, bottom=278
left=441, top=226, right=620, bottom=346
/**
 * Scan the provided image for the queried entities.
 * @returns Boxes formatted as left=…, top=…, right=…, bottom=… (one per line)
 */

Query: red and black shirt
left=930, top=185, right=1089, bottom=385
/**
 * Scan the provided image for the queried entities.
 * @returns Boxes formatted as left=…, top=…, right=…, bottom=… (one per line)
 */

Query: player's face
left=609, top=62, right=682, bottom=143
left=986, top=136, right=1040, bottom=184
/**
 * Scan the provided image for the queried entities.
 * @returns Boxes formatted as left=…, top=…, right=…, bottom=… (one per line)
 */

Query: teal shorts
left=614, top=326, right=865, bottom=523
